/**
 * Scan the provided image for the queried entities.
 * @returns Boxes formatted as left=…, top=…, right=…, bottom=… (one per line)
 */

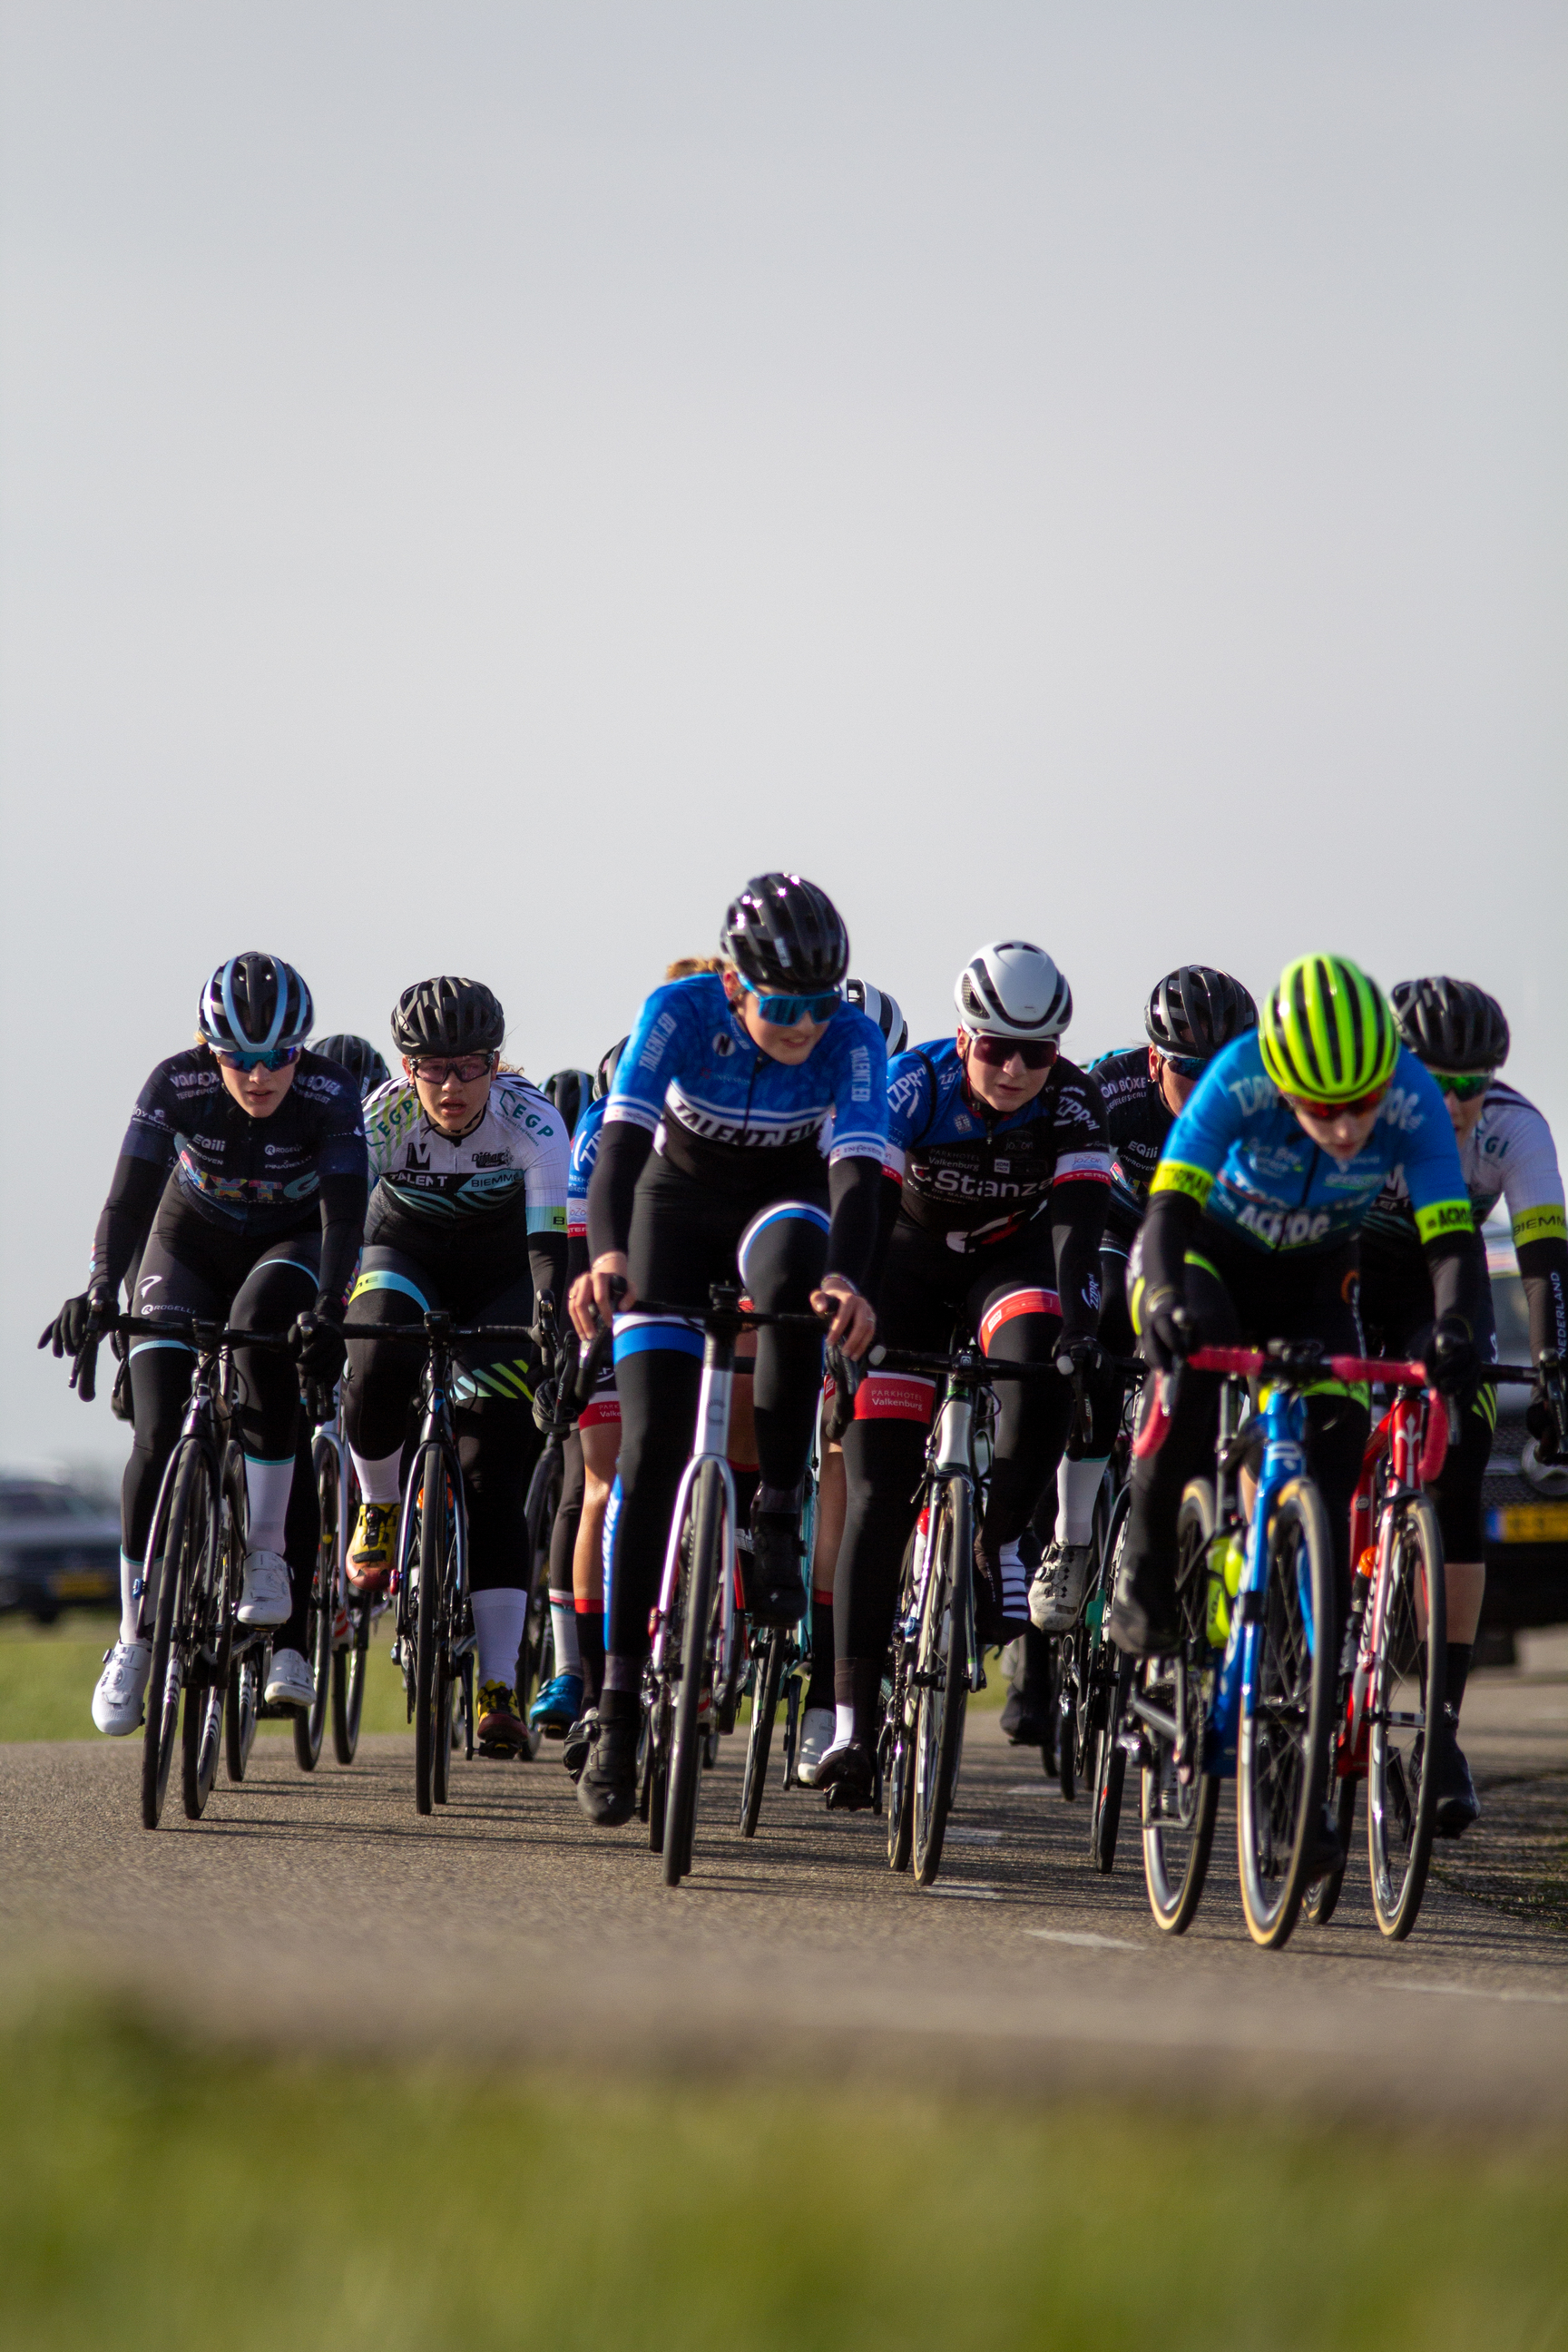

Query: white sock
left=832, top=1701, right=856, bottom=1750
left=244, top=1455, right=295, bottom=1556
left=1058, top=1455, right=1109, bottom=1547
left=350, top=1446, right=404, bottom=1507
left=998, top=1537, right=1027, bottom=1618
left=119, top=1548, right=159, bottom=1646
left=549, top=1592, right=581, bottom=1677
left=471, top=1587, right=530, bottom=1689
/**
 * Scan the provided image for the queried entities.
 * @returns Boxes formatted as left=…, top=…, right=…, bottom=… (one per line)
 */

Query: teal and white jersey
left=362, top=1073, right=568, bottom=1233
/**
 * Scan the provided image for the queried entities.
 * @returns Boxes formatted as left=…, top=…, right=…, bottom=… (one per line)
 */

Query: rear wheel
left=1141, top=1483, right=1220, bottom=1933
left=663, top=1461, right=727, bottom=1886
left=413, top=1449, right=451, bottom=1818
left=912, top=1480, right=972, bottom=1887
left=142, top=1445, right=211, bottom=1831
left=332, top=1605, right=370, bottom=1764
left=740, top=1629, right=787, bottom=1837
left=224, top=1648, right=260, bottom=1782
left=1237, top=1476, right=1336, bottom=1951
left=1368, top=1494, right=1445, bottom=1940
left=295, top=1437, right=338, bottom=1773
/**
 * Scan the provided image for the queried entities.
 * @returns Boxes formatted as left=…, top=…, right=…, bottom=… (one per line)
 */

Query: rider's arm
left=1399, top=1054, right=1491, bottom=1344
left=1051, top=1179, right=1110, bottom=1341
left=1496, top=1099, right=1568, bottom=1363
left=585, top=1118, right=652, bottom=1263
left=522, top=1088, right=571, bottom=1310
left=316, top=1164, right=368, bottom=1315
left=824, top=1155, right=883, bottom=1290
left=1137, top=1186, right=1201, bottom=1307
left=90, top=1152, right=168, bottom=1301
left=820, top=1013, right=891, bottom=1294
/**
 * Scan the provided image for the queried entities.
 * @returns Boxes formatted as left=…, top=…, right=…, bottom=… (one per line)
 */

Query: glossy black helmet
left=544, top=1068, right=593, bottom=1136
left=720, top=873, right=849, bottom=994
left=1391, top=976, right=1510, bottom=1073
left=1144, top=965, right=1258, bottom=1061
left=593, top=1035, right=631, bottom=1100
left=845, top=978, right=908, bottom=1057
left=311, top=1033, right=390, bottom=1099
left=198, top=953, right=313, bottom=1053
left=390, top=976, right=505, bottom=1058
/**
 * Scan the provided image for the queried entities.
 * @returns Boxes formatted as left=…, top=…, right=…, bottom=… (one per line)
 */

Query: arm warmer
left=1422, top=1223, right=1487, bottom=1339
left=1138, top=1187, right=1201, bottom=1309
left=586, top=1118, right=653, bottom=1264
left=1517, top=1236, right=1568, bottom=1363
left=316, top=1166, right=369, bottom=1317
left=92, top=1155, right=170, bottom=1299
left=824, top=1155, right=884, bottom=1291
left=1050, top=1178, right=1111, bottom=1341
left=530, top=1232, right=569, bottom=1322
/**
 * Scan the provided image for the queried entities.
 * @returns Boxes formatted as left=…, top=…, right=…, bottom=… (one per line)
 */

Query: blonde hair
left=664, top=955, right=728, bottom=981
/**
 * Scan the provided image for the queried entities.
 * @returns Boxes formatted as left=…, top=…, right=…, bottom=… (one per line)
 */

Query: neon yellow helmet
left=1259, top=955, right=1399, bottom=1103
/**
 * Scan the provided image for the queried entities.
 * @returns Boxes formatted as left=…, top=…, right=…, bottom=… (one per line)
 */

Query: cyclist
left=1107, top=955, right=1485, bottom=1871
left=312, top=1034, right=390, bottom=1101
left=544, top=1068, right=593, bottom=1140
left=1360, top=976, right=1568, bottom=1836
left=40, top=955, right=367, bottom=1732
left=568, top=875, right=888, bottom=1827
left=1026, top=966, right=1259, bottom=1645
left=342, top=977, right=569, bottom=1756
left=819, top=940, right=1112, bottom=1808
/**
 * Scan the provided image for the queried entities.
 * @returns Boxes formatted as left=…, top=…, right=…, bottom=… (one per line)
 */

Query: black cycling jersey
left=1089, top=1045, right=1175, bottom=1250
left=92, top=1047, right=368, bottom=1313
left=884, top=1039, right=1112, bottom=1252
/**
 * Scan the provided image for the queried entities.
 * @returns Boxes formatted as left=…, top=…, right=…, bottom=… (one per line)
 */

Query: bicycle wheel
left=513, top=1583, right=552, bottom=1763
left=1367, top=1493, right=1445, bottom=1940
left=1302, top=1774, right=1357, bottom=1927
left=663, top=1459, right=726, bottom=1887
left=181, top=1456, right=239, bottom=1819
left=1237, top=1475, right=1336, bottom=1951
left=740, top=1629, right=786, bottom=1837
left=332, top=1602, right=370, bottom=1764
left=295, top=1437, right=338, bottom=1773
left=1056, top=1642, right=1077, bottom=1802
left=912, top=1478, right=972, bottom=1887
left=225, top=1647, right=260, bottom=1781
left=1087, top=1485, right=1133, bottom=1873
left=414, top=1447, right=450, bottom=1818
left=1141, top=1483, right=1220, bottom=1933
left=142, top=1443, right=211, bottom=1830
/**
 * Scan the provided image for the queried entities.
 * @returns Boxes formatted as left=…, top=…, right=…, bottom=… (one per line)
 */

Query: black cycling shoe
left=999, top=1690, right=1047, bottom=1748
left=1000, top=1624, right=1054, bottom=1748
left=562, top=1710, right=594, bottom=1785
left=818, top=1740, right=876, bottom=1811
left=747, top=1510, right=807, bottom=1628
left=1426, top=1710, right=1481, bottom=1838
left=575, top=1710, right=638, bottom=1826
left=1107, top=1544, right=1180, bottom=1657
left=1306, top=1800, right=1348, bottom=1882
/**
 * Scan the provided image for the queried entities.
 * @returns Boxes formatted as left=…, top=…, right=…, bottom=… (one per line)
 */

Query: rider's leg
left=736, top=1203, right=828, bottom=1503
left=573, top=1418, right=620, bottom=1706
left=1110, top=1246, right=1233, bottom=1652
left=549, top=1431, right=585, bottom=1678
left=342, top=1248, right=432, bottom=1506
left=970, top=1269, right=1073, bottom=1635
left=230, top=1240, right=320, bottom=1641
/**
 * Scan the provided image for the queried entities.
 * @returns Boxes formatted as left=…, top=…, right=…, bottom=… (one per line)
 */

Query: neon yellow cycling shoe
left=347, top=1500, right=399, bottom=1596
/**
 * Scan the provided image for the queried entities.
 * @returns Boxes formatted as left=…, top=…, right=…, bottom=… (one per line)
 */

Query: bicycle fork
left=650, top=1332, right=739, bottom=1681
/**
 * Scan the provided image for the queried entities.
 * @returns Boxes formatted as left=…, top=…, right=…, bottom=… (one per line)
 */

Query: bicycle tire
left=1368, top=1493, right=1446, bottom=1940
left=142, top=1443, right=209, bottom=1830
left=1057, top=1651, right=1077, bottom=1802
left=912, top=1478, right=971, bottom=1887
left=181, top=1456, right=238, bottom=1819
left=740, top=1630, right=786, bottom=1837
left=1302, top=1773, right=1358, bottom=1927
left=513, top=1582, right=552, bottom=1764
left=225, top=1647, right=260, bottom=1781
left=1237, top=1475, right=1336, bottom=1951
left=1087, top=1484, right=1134, bottom=1873
left=884, top=1536, right=917, bottom=1869
left=295, top=1438, right=338, bottom=1773
left=1141, top=1483, right=1220, bottom=1933
left=663, top=1459, right=726, bottom=1886
left=433, top=1641, right=456, bottom=1804
left=414, top=1446, right=448, bottom=1817
left=647, top=1697, right=671, bottom=1852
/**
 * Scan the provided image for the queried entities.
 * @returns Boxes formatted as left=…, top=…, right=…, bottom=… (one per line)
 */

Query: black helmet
left=593, top=1035, right=631, bottom=1101
left=1391, top=976, right=1510, bottom=1073
left=845, top=978, right=908, bottom=1057
left=311, top=1033, right=391, bottom=1099
left=1144, top=966, right=1258, bottom=1061
left=198, top=953, right=313, bottom=1053
left=720, top=873, right=849, bottom=994
left=544, top=1068, right=593, bottom=1136
left=390, top=976, right=505, bottom=1058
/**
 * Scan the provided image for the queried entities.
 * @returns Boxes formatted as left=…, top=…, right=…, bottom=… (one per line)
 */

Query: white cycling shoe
left=92, top=1640, right=152, bottom=1736
left=1028, top=1542, right=1094, bottom=1634
left=264, top=1647, right=315, bottom=1709
left=238, top=1549, right=291, bottom=1627
left=796, top=1705, right=837, bottom=1786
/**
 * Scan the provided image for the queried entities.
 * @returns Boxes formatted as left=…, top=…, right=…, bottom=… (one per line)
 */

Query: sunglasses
left=1159, top=1052, right=1210, bottom=1081
left=407, top=1054, right=496, bottom=1084
left=1283, top=1083, right=1389, bottom=1120
left=1433, top=1069, right=1493, bottom=1103
left=214, top=1044, right=302, bottom=1073
left=966, top=1033, right=1058, bottom=1072
left=739, top=977, right=842, bottom=1026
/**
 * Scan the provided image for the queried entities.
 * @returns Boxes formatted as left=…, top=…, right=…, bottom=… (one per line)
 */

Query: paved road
left=3, top=1669, right=1563, bottom=2125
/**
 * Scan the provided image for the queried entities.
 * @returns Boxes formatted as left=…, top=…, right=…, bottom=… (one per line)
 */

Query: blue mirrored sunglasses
left=740, top=976, right=842, bottom=1025
left=213, top=1044, right=303, bottom=1073
left=1161, top=1052, right=1210, bottom=1081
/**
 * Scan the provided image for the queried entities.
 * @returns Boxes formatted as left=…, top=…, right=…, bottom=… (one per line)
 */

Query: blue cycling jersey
left=566, top=1095, right=606, bottom=1239
left=604, top=973, right=888, bottom=1192
left=1151, top=1034, right=1472, bottom=1254
left=885, top=1038, right=1110, bottom=1251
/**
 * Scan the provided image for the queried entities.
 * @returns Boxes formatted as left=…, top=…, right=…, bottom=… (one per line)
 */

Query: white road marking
left=920, top=1882, right=1002, bottom=1900
left=1024, top=1928, right=1142, bottom=1952
left=946, top=1828, right=1004, bottom=1843
left=1005, top=1784, right=1052, bottom=1795
left=1375, top=1980, right=1568, bottom=2006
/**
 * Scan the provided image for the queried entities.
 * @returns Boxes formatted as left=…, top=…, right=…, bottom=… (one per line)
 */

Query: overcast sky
left=3, top=1, right=1564, bottom=1471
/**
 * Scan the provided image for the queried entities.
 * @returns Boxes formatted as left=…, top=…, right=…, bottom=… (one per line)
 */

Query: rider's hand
left=38, top=1286, right=112, bottom=1359
left=812, top=1273, right=876, bottom=1360
left=1428, top=1313, right=1479, bottom=1400
left=1054, top=1334, right=1104, bottom=1379
left=291, top=1310, right=347, bottom=1384
left=1526, top=1367, right=1564, bottom=1463
left=570, top=1253, right=633, bottom=1343
left=1142, top=1291, right=1192, bottom=1375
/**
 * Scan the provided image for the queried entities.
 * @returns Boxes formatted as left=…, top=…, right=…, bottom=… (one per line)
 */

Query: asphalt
left=3, top=1661, right=1563, bottom=2127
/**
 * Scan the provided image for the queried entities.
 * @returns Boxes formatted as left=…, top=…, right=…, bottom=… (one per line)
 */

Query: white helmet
left=954, top=941, right=1073, bottom=1041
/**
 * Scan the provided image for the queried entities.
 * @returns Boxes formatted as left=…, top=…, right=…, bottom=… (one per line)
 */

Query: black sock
left=806, top=1596, right=834, bottom=1708
left=599, top=1684, right=636, bottom=1727
left=1445, top=1641, right=1474, bottom=1721
left=576, top=1604, right=605, bottom=1706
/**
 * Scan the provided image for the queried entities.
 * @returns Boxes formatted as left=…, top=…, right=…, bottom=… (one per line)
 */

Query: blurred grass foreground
left=0, top=2000, right=1563, bottom=2352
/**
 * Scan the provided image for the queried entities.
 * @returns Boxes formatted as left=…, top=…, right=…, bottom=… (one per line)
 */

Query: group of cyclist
left=44, top=874, right=1567, bottom=1880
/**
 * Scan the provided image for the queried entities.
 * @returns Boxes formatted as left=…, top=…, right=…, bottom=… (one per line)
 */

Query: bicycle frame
left=1340, top=1386, right=1447, bottom=1776
left=650, top=1320, right=740, bottom=1687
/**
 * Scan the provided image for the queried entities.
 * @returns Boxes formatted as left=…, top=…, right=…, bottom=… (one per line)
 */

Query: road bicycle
left=1129, top=1339, right=1418, bottom=1951
left=738, top=1406, right=821, bottom=1838
left=1052, top=1356, right=1144, bottom=1874
left=511, top=1291, right=581, bottom=1758
left=875, top=1339, right=1050, bottom=1888
left=338, top=1309, right=539, bottom=1815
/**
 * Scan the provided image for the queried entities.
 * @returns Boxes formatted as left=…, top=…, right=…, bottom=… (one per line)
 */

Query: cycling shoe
left=576, top=1709, right=639, bottom=1825
left=818, top=1740, right=876, bottom=1812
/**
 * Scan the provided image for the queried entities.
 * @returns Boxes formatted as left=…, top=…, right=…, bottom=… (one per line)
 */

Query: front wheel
left=663, top=1461, right=727, bottom=1886
left=1236, top=1476, right=1336, bottom=1951
left=1367, top=1494, right=1446, bottom=1940
left=1141, top=1483, right=1220, bottom=1932
left=142, top=1443, right=211, bottom=1831
left=332, top=1606, right=370, bottom=1765
left=295, top=1438, right=339, bottom=1772
left=912, top=1479, right=972, bottom=1887
left=224, top=1648, right=260, bottom=1782
left=740, top=1629, right=786, bottom=1838
left=413, top=1448, right=454, bottom=1818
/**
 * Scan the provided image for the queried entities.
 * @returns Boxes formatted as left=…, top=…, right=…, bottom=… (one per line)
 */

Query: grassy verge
left=1, top=2002, right=1563, bottom=2351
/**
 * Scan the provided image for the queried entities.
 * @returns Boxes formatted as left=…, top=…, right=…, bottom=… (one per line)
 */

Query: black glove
left=1142, top=1291, right=1192, bottom=1376
left=1054, top=1335, right=1105, bottom=1379
left=301, top=1376, right=338, bottom=1428
left=1526, top=1366, right=1565, bottom=1463
left=1428, top=1313, right=1479, bottom=1400
left=291, top=1311, right=347, bottom=1384
left=532, top=1376, right=564, bottom=1436
left=38, top=1286, right=112, bottom=1359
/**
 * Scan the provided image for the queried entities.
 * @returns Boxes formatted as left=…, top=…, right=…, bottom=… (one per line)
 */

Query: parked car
left=0, top=1474, right=121, bottom=1622
left=1478, top=1220, right=1568, bottom=1662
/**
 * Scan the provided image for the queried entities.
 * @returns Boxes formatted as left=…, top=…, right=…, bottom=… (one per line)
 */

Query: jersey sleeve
left=823, top=1013, right=889, bottom=1166
left=603, top=979, right=697, bottom=1136
left=361, top=1079, right=417, bottom=1184
left=1393, top=1052, right=1475, bottom=1246
left=882, top=1048, right=934, bottom=1183
left=566, top=1102, right=604, bottom=1239
left=1051, top=1066, right=1112, bottom=1187
left=508, top=1085, right=569, bottom=1236
left=1147, top=1040, right=1251, bottom=1208
left=117, top=1064, right=184, bottom=1174
left=1500, top=1101, right=1568, bottom=1250
left=312, top=1074, right=369, bottom=1182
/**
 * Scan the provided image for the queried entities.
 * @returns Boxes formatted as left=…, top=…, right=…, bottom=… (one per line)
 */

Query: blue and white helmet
left=198, top=954, right=314, bottom=1054
left=845, top=978, right=908, bottom=1058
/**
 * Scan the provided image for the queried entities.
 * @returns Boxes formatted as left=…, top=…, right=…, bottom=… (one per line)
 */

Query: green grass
left=0, top=1610, right=411, bottom=1743
left=0, top=2001, right=1563, bottom=2351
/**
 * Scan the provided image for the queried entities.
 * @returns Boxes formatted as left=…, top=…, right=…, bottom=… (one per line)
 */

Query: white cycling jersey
left=1365, top=1079, right=1565, bottom=1254
left=363, top=1073, right=569, bottom=1232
